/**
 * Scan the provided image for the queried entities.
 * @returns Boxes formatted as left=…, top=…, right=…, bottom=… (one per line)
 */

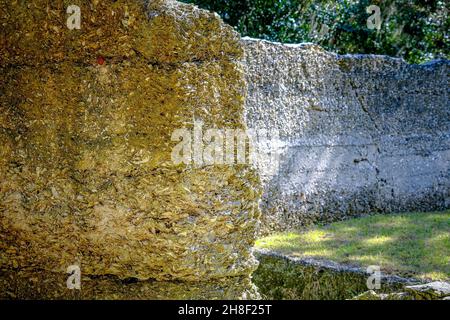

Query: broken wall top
left=0, top=0, right=243, bottom=67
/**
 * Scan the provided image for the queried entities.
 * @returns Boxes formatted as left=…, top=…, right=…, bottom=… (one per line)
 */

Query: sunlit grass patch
left=256, top=211, right=450, bottom=281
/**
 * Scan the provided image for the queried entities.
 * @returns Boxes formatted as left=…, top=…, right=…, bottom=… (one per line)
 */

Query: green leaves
left=182, top=0, right=449, bottom=64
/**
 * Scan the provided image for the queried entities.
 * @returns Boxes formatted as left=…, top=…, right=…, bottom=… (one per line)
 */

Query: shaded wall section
left=243, top=38, right=449, bottom=232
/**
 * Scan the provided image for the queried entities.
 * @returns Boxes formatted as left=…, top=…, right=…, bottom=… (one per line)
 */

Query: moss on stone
left=253, top=252, right=405, bottom=300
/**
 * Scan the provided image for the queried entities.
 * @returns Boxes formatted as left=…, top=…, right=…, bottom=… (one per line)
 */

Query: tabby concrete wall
left=243, top=38, right=450, bottom=232
left=0, top=0, right=261, bottom=299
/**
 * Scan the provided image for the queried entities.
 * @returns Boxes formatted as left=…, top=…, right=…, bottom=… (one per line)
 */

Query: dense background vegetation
left=182, top=0, right=449, bottom=63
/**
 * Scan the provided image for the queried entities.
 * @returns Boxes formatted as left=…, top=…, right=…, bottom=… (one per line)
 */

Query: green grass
left=256, top=211, right=450, bottom=281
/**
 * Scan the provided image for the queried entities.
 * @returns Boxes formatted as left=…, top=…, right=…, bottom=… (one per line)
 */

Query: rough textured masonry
left=243, top=38, right=450, bottom=232
left=0, top=0, right=261, bottom=299
left=253, top=249, right=409, bottom=300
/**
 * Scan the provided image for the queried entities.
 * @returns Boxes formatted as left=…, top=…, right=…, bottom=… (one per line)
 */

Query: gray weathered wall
left=243, top=38, right=450, bottom=232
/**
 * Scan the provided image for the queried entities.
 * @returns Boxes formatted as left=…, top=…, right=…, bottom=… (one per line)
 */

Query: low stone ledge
left=253, top=249, right=422, bottom=300
left=353, top=281, right=450, bottom=300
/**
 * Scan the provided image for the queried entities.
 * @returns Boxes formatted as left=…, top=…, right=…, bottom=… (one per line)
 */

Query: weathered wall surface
left=0, top=0, right=261, bottom=299
left=243, top=38, right=450, bottom=232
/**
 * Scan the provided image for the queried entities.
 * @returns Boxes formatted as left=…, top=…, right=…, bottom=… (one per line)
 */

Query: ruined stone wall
left=0, top=0, right=261, bottom=299
left=243, top=38, right=450, bottom=232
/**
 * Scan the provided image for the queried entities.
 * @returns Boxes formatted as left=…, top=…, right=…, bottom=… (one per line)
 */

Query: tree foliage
left=182, top=0, right=449, bottom=63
